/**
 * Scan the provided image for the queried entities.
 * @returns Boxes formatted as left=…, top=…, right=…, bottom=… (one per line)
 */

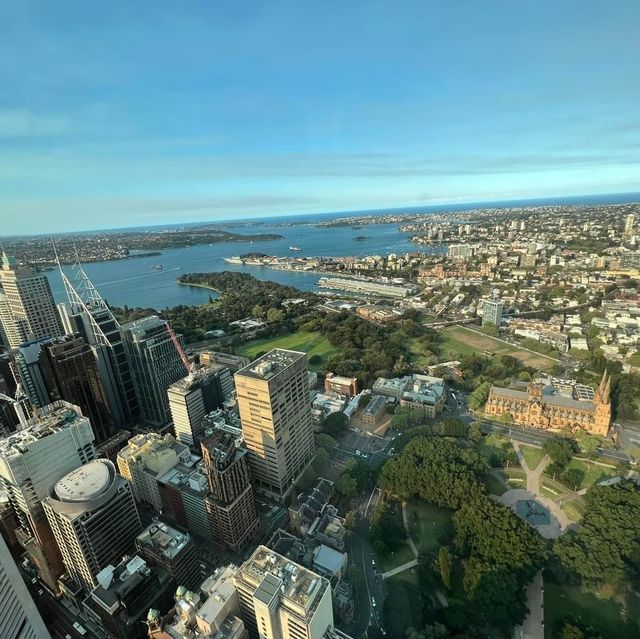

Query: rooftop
left=168, top=365, right=225, bottom=393
left=238, top=545, right=325, bottom=613
left=136, top=521, right=191, bottom=560
left=0, top=401, right=88, bottom=460
left=236, top=348, right=305, bottom=381
left=54, top=459, right=113, bottom=503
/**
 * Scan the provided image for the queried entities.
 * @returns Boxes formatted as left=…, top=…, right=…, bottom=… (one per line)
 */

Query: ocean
left=45, top=192, right=640, bottom=310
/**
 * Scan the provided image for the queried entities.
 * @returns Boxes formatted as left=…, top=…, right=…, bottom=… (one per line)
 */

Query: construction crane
left=165, top=323, right=193, bottom=375
left=0, top=392, right=28, bottom=430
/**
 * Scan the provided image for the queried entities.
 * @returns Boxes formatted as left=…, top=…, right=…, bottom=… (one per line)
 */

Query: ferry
left=289, top=246, right=302, bottom=252
left=224, top=256, right=244, bottom=264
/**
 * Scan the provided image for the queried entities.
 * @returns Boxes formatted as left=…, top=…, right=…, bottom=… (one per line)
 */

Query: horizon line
left=3, top=189, right=640, bottom=240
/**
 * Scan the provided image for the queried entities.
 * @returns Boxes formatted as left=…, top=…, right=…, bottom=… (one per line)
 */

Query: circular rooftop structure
left=54, top=459, right=113, bottom=503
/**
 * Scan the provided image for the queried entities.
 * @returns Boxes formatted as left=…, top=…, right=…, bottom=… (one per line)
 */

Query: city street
left=348, top=486, right=386, bottom=638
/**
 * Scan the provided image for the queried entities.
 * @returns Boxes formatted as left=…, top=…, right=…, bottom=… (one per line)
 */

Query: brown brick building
left=485, top=372, right=611, bottom=436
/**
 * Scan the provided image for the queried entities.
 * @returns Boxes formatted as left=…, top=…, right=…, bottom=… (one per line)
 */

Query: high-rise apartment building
left=13, top=335, right=114, bottom=444
left=235, top=350, right=315, bottom=499
left=168, top=365, right=232, bottom=448
left=482, top=298, right=504, bottom=327
left=201, top=427, right=259, bottom=552
left=42, top=459, right=142, bottom=591
left=120, top=316, right=188, bottom=426
left=117, top=432, right=191, bottom=511
left=0, top=401, right=96, bottom=590
left=0, top=533, right=50, bottom=639
left=234, top=546, right=335, bottom=639
left=0, top=252, right=63, bottom=349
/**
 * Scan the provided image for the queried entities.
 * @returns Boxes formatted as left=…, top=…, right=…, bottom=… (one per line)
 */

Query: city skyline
left=2, top=1, right=640, bottom=234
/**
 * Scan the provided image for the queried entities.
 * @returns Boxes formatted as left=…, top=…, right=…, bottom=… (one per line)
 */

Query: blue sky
left=1, top=1, right=639, bottom=234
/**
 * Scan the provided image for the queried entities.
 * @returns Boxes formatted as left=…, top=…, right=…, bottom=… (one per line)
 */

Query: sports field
left=440, top=325, right=558, bottom=370
left=237, top=330, right=339, bottom=370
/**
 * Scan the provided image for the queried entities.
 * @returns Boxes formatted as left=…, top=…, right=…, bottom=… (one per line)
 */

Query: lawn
left=237, top=330, right=339, bottom=371
left=375, top=540, right=415, bottom=574
left=384, top=572, right=423, bottom=639
left=569, top=458, right=618, bottom=489
left=520, top=444, right=546, bottom=471
left=483, top=470, right=508, bottom=496
left=539, top=476, right=570, bottom=499
left=476, top=433, right=511, bottom=464
left=504, top=467, right=527, bottom=486
left=544, top=581, right=640, bottom=639
left=406, top=500, right=453, bottom=555
left=546, top=458, right=618, bottom=491
left=561, top=497, right=586, bottom=523
left=440, top=325, right=557, bottom=370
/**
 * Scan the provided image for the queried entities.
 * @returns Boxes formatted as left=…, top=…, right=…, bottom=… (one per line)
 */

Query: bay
left=46, top=221, right=438, bottom=309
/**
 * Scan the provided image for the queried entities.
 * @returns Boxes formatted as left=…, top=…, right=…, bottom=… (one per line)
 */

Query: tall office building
left=0, top=401, right=96, bottom=590
left=624, top=213, right=635, bottom=236
left=234, top=546, right=335, bottom=639
left=0, top=534, right=50, bottom=639
left=0, top=252, right=63, bottom=349
left=121, top=316, right=188, bottom=426
left=235, top=350, right=315, bottom=499
left=201, top=427, right=259, bottom=552
left=482, top=298, right=504, bottom=327
left=117, top=432, right=191, bottom=511
left=42, top=459, right=142, bottom=591
left=13, top=335, right=114, bottom=444
left=58, top=264, right=139, bottom=426
left=168, top=365, right=232, bottom=448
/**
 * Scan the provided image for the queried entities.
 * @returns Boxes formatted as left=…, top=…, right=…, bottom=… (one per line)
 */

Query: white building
left=0, top=534, right=50, bottom=638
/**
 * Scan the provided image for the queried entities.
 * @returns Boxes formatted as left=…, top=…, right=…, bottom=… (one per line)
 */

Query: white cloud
left=0, top=109, right=68, bottom=138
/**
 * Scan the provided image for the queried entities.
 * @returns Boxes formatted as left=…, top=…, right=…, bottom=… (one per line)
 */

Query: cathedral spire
left=597, top=370, right=610, bottom=402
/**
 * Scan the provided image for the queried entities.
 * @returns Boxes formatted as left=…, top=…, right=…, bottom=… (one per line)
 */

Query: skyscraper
left=201, top=426, right=259, bottom=552
left=58, top=263, right=139, bottom=426
left=42, top=459, right=142, bottom=591
left=482, top=298, right=504, bottom=327
left=0, top=533, right=50, bottom=639
left=235, top=349, right=315, bottom=499
left=0, top=400, right=96, bottom=590
left=625, top=213, right=635, bottom=236
left=0, top=252, right=63, bottom=348
left=234, top=546, right=335, bottom=639
left=13, top=334, right=114, bottom=444
left=121, top=316, right=188, bottom=426
left=168, top=365, right=232, bottom=448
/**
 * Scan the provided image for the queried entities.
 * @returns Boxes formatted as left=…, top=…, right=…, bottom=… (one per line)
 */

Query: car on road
left=371, top=596, right=376, bottom=607
left=371, top=558, right=376, bottom=566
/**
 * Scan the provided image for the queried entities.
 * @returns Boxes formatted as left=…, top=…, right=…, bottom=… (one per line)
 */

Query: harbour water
left=45, top=192, right=640, bottom=310
left=46, top=220, right=440, bottom=309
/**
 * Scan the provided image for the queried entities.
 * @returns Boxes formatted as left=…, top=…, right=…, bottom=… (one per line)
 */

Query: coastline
left=177, top=281, right=222, bottom=295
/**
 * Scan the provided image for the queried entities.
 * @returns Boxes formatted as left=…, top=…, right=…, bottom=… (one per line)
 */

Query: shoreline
left=176, top=281, right=222, bottom=296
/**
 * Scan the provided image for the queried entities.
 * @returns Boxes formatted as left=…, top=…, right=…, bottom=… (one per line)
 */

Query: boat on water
left=151, top=264, right=163, bottom=270
left=224, top=256, right=244, bottom=264
left=289, top=246, right=302, bottom=252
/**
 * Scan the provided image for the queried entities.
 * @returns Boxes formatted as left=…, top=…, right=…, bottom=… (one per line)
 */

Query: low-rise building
left=323, top=374, right=358, bottom=398
left=84, top=556, right=173, bottom=639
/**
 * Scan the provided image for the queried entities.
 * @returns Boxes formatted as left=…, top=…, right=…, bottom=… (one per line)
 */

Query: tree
left=321, top=412, right=347, bottom=437
left=266, top=307, right=284, bottom=322
left=251, top=304, right=264, bottom=318
left=336, top=473, right=358, bottom=499
left=554, top=481, right=640, bottom=589
left=560, top=624, right=586, bottom=639
left=359, top=394, right=371, bottom=408
left=437, top=546, right=452, bottom=590
left=308, top=353, right=322, bottom=366
left=561, top=467, right=585, bottom=490
left=313, top=448, right=330, bottom=474
left=407, top=624, right=449, bottom=639
left=315, top=433, right=337, bottom=454
left=543, top=437, right=576, bottom=469
left=468, top=421, right=483, bottom=443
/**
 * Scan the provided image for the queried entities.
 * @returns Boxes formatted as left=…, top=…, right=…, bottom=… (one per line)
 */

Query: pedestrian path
left=381, top=558, right=418, bottom=579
